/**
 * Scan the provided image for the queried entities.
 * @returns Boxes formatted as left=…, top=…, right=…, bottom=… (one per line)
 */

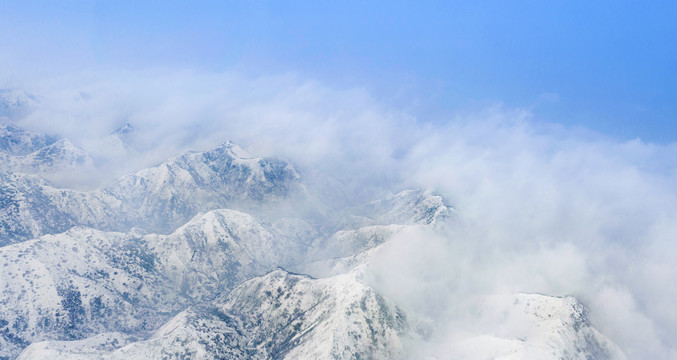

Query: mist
left=5, top=70, right=677, bottom=358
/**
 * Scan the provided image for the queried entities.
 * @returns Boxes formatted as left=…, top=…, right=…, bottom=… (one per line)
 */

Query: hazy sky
left=1, top=0, right=676, bottom=142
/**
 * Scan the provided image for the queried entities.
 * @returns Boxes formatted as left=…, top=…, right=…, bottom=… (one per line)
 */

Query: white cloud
left=6, top=69, right=677, bottom=358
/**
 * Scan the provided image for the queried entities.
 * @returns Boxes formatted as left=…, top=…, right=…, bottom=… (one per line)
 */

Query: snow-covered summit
left=0, top=123, right=57, bottom=156
left=0, top=123, right=93, bottom=182
left=334, top=188, right=451, bottom=231
left=0, top=89, right=38, bottom=119
left=427, top=293, right=626, bottom=360
left=109, top=140, right=304, bottom=232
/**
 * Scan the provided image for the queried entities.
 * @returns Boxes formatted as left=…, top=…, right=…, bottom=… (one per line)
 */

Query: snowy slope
left=0, top=228, right=184, bottom=359
left=17, top=271, right=627, bottom=360
left=1, top=198, right=432, bottom=358
left=0, top=90, right=37, bottom=119
left=0, top=138, right=93, bottom=175
left=147, top=209, right=315, bottom=301
left=0, top=138, right=305, bottom=245
left=0, top=124, right=56, bottom=156
left=0, top=124, right=440, bottom=246
left=216, top=270, right=414, bottom=359
left=338, top=188, right=451, bottom=229
left=0, top=208, right=315, bottom=359
left=297, top=190, right=452, bottom=278
left=18, top=269, right=416, bottom=360
left=109, top=141, right=305, bottom=233
left=426, top=294, right=626, bottom=360
left=0, top=172, right=123, bottom=246
left=102, top=123, right=135, bottom=157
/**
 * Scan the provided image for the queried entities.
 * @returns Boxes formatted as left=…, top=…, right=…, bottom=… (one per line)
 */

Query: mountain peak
left=0, top=123, right=57, bottom=156
left=213, top=140, right=255, bottom=159
left=0, top=89, right=38, bottom=119
left=112, top=122, right=134, bottom=135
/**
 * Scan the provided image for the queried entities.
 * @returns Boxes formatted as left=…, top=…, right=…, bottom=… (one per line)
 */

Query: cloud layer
left=7, top=70, right=677, bottom=358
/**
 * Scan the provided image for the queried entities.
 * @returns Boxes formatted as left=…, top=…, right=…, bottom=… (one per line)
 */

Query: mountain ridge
left=0, top=122, right=625, bottom=359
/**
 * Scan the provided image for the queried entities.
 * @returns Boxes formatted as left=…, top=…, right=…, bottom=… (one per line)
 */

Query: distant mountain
left=0, top=90, right=37, bottom=119
left=112, top=123, right=134, bottom=136
left=0, top=172, right=122, bottom=246
left=335, top=188, right=451, bottom=230
left=0, top=136, right=305, bottom=245
left=0, top=124, right=57, bottom=156
left=109, top=141, right=305, bottom=232
left=430, top=293, right=626, bottom=360
left=0, top=138, right=93, bottom=175
left=104, top=123, right=136, bottom=156
left=0, top=123, right=449, bottom=246
left=0, top=123, right=94, bottom=194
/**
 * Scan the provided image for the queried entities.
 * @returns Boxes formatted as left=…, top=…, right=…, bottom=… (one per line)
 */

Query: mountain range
left=0, top=122, right=625, bottom=359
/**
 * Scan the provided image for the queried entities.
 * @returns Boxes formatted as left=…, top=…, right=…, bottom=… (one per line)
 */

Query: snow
left=422, top=294, right=627, bottom=360
left=0, top=121, right=625, bottom=359
left=18, top=270, right=415, bottom=360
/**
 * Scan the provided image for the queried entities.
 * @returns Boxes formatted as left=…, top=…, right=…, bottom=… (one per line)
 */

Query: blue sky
left=1, top=0, right=676, bottom=142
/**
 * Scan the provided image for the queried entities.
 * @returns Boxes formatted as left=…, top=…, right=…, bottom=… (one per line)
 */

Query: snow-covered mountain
left=0, top=190, right=446, bottom=358
left=108, top=141, right=306, bottom=233
left=103, top=123, right=136, bottom=158
left=357, top=188, right=450, bottom=226
left=0, top=124, right=57, bottom=156
left=17, top=270, right=415, bottom=360
left=0, top=123, right=94, bottom=195
left=0, top=90, right=37, bottom=119
left=147, top=209, right=315, bottom=301
left=0, top=189, right=447, bottom=358
left=0, top=126, right=305, bottom=245
left=0, top=122, right=626, bottom=359
left=425, top=294, right=626, bottom=360
left=0, top=228, right=185, bottom=358
left=0, top=138, right=93, bottom=175
left=0, top=172, right=122, bottom=246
